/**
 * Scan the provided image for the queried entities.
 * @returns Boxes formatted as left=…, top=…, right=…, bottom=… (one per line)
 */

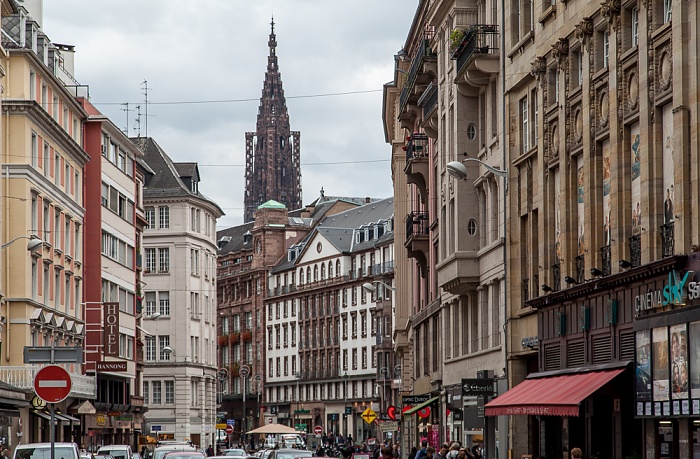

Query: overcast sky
left=40, top=1, right=416, bottom=229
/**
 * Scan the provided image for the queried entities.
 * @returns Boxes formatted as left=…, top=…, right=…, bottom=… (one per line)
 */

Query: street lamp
left=294, top=372, right=301, bottom=429
left=446, top=157, right=508, bottom=180
left=240, top=364, right=250, bottom=444
left=1, top=235, right=43, bottom=251
left=379, top=368, right=388, bottom=417
left=361, top=281, right=396, bottom=293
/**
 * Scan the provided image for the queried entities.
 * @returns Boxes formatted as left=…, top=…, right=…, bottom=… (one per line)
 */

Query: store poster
left=577, top=156, right=585, bottom=256
left=662, top=105, right=674, bottom=225
left=602, top=140, right=611, bottom=246
left=636, top=330, right=651, bottom=401
left=690, top=321, right=700, bottom=399
left=671, top=324, right=688, bottom=399
left=653, top=327, right=669, bottom=401
left=630, top=123, right=641, bottom=235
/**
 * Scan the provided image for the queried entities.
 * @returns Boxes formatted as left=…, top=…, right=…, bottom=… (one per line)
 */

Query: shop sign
left=96, top=415, right=106, bottom=426
left=635, top=270, right=700, bottom=315
left=96, top=361, right=127, bottom=372
left=461, top=378, right=495, bottom=396
left=402, top=394, right=431, bottom=404
left=104, top=302, right=120, bottom=357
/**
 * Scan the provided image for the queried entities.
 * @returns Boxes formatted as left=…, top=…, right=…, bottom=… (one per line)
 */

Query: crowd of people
left=407, top=440, right=482, bottom=459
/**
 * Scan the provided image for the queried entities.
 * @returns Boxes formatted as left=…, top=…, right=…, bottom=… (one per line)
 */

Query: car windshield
left=154, top=450, right=194, bottom=459
left=16, top=447, right=76, bottom=459
left=275, top=452, right=312, bottom=459
left=224, top=451, right=246, bottom=457
left=98, top=452, right=129, bottom=459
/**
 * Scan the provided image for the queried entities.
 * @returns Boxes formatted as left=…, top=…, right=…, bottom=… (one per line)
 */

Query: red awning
left=484, top=368, right=625, bottom=417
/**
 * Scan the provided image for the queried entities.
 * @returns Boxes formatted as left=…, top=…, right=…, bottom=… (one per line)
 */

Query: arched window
left=321, top=263, right=326, bottom=280
left=314, top=265, right=319, bottom=282
left=328, top=261, right=333, bottom=278
left=306, top=267, right=311, bottom=283
left=300, top=269, right=305, bottom=284
left=335, top=260, right=341, bottom=277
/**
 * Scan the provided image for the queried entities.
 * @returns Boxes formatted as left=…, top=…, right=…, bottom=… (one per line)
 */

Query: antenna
left=141, top=80, right=155, bottom=137
left=120, top=102, right=134, bottom=135
left=134, top=105, right=142, bottom=137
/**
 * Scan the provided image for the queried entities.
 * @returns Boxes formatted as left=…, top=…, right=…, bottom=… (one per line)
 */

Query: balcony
left=418, top=82, right=438, bottom=138
left=398, top=36, right=437, bottom=130
left=0, top=366, right=96, bottom=399
left=405, top=211, right=429, bottom=278
left=404, top=133, right=429, bottom=202
left=451, top=25, right=500, bottom=88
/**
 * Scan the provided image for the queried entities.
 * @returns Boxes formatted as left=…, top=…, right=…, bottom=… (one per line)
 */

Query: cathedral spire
left=268, top=16, right=277, bottom=55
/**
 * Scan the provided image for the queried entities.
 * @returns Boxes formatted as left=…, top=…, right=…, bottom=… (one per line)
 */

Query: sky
left=39, top=1, right=417, bottom=229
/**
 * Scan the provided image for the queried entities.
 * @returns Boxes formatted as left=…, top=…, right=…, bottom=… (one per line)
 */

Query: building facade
left=244, top=20, right=301, bottom=223
left=264, top=198, right=394, bottom=444
left=0, top=0, right=97, bottom=447
left=490, top=1, right=700, bottom=459
left=384, top=0, right=506, bottom=453
left=133, top=137, right=223, bottom=448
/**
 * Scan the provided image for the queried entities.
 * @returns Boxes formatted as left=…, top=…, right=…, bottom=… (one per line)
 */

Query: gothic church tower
left=244, top=19, right=302, bottom=222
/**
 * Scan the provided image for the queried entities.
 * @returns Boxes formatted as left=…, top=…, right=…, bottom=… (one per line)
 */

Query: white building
left=133, top=137, right=223, bottom=447
left=265, top=198, right=394, bottom=443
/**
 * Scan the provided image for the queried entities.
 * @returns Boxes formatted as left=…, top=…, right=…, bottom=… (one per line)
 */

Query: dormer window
left=364, top=227, right=370, bottom=241
left=192, top=181, right=198, bottom=193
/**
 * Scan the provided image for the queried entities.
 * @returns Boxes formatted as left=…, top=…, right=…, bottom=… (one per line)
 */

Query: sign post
left=34, top=365, right=72, bottom=459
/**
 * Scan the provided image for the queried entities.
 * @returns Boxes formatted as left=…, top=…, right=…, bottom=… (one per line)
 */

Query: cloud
left=42, top=0, right=416, bottom=228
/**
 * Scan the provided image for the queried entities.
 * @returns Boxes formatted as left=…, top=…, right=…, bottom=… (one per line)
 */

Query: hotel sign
left=104, top=302, right=120, bottom=357
left=635, top=270, right=700, bottom=316
left=96, top=361, right=127, bottom=372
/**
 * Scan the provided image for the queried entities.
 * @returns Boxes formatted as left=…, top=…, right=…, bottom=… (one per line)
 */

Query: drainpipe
left=4, top=53, right=10, bottom=362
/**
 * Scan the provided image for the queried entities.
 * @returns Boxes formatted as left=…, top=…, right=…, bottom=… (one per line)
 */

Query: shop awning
left=484, top=368, right=624, bottom=417
left=402, top=396, right=439, bottom=416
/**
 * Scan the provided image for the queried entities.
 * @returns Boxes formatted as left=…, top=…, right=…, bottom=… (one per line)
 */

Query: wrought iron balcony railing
left=451, top=25, right=500, bottom=74
left=575, top=255, right=585, bottom=284
left=399, top=37, right=437, bottom=114
left=661, top=222, right=674, bottom=257
left=405, top=133, right=429, bottom=162
left=406, top=211, right=429, bottom=238
left=601, top=245, right=611, bottom=276
left=629, top=234, right=641, bottom=267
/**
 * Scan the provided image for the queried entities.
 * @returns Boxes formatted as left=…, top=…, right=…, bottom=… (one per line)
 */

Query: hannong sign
left=635, top=270, right=700, bottom=316
left=104, top=302, right=120, bottom=357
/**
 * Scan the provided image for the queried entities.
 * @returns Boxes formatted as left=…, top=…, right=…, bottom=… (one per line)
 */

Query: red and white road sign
left=34, top=365, right=72, bottom=404
left=225, top=425, right=234, bottom=435
left=314, top=425, right=324, bottom=435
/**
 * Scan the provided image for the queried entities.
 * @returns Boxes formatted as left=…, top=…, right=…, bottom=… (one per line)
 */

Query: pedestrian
left=381, top=447, right=394, bottom=459
left=408, top=447, right=418, bottom=459
left=2, top=448, right=9, bottom=459
left=414, top=440, right=429, bottom=459
left=471, top=445, right=482, bottom=459
left=571, top=448, right=583, bottom=459
left=426, top=447, right=435, bottom=459
left=436, top=444, right=449, bottom=459
left=205, top=445, right=214, bottom=457
left=446, top=443, right=459, bottom=459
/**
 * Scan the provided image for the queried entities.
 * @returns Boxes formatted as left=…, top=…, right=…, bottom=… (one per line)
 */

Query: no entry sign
left=34, top=365, right=72, bottom=403
left=225, top=425, right=234, bottom=435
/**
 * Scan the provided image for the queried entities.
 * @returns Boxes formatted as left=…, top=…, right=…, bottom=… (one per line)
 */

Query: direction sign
left=151, top=425, right=162, bottom=432
left=24, top=346, right=84, bottom=364
left=227, top=419, right=236, bottom=426
left=34, top=365, right=72, bottom=403
left=380, top=421, right=398, bottom=432
left=225, top=425, right=234, bottom=435
left=314, top=425, right=324, bottom=435
left=361, top=407, right=377, bottom=425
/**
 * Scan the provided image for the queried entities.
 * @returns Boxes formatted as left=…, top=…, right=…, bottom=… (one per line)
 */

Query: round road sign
left=34, top=365, right=72, bottom=404
left=314, top=425, right=324, bottom=435
left=225, top=424, right=234, bottom=435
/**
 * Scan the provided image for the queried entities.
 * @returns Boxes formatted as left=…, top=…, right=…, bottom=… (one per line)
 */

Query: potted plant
left=241, top=329, right=252, bottom=341
left=449, top=28, right=465, bottom=52
left=218, top=335, right=228, bottom=346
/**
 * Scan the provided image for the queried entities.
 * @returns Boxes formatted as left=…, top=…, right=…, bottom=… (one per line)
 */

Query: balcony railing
left=405, top=133, right=429, bottom=162
left=406, top=212, right=429, bottom=238
left=552, top=263, right=561, bottom=292
left=0, top=366, right=96, bottom=399
left=629, top=234, right=641, bottom=267
left=399, top=37, right=437, bottom=114
left=661, top=222, right=675, bottom=257
left=419, top=82, right=438, bottom=118
left=451, top=24, right=500, bottom=75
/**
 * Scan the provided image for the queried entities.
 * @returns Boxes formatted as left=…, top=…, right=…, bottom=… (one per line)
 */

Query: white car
left=97, top=446, right=134, bottom=459
left=14, top=443, right=81, bottom=459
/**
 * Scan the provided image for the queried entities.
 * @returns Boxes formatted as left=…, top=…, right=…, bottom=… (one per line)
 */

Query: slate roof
left=316, top=197, right=394, bottom=231
left=216, top=222, right=255, bottom=255
left=131, top=137, right=223, bottom=216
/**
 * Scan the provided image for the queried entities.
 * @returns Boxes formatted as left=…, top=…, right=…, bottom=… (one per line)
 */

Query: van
left=13, top=443, right=81, bottom=459
left=97, top=445, right=134, bottom=459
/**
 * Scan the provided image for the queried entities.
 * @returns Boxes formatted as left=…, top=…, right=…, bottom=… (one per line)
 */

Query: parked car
left=267, top=450, right=312, bottom=459
left=161, top=452, right=206, bottom=459
left=153, top=445, right=197, bottom=459
left=94, top=454, right=115, bottom=459
left=222, top=450, right=246, bottom=458
left=13, top=443, right=81, bottom=459
left=97, top=446, right=134, bottom=459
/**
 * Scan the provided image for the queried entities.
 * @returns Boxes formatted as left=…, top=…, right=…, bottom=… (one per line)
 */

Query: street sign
left=294, top=409, right=310, bottom=414
left=345, top=407, right=352, bottom=415
left=313, top=425, right=324, bottom=435
left=225, top=425, right=234, bottom=435
left=361, top=407, right=377, bottom=425
left=294, top=423, right=307, bottom=432
left=380, top=421, right=398, bottom=432
left=24, top=346, right=83, bottom=364
left=151, top=425, right=162, bottom=432
left=227, top=419, right=236, bottom=426
left=34, top=365, right=72, bottom=403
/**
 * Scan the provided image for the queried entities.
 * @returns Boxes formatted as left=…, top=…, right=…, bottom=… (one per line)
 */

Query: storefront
left=0, top=382, right=29, bottom=450
left=633, top=254, right=700, bottom=459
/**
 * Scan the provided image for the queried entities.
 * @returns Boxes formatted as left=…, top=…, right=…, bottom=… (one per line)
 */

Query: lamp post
left=240, top=365, right=250, bottom=445
left=379, top=368, right=388, bottom=416
left=294, top=372, right=301, bottom=430
left=254, top=375, right=262, bottom=429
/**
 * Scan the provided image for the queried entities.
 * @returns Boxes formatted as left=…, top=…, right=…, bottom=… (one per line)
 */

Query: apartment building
left=265, top=198, right=394, bottom=443
left=81, top=99, right=147, bottom=445
left=133, top=137, right=223, bottom=447
left=0, top=0, right=97, bottom=445
left=384, top=0, right=505, bottom=453
left=483, top=1, right=700, bottom=458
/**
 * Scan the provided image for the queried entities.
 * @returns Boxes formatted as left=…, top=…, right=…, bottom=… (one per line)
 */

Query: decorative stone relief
left=599, top=91, right=610, bottom=128
left=574, top=17, right=594, bottom=45
left=601, top=0, right=621, bottom=23
left=550, top=122, right=560, bottom=157
left=627, top=71, right=639, bottom=111
left=658, top=46, right=673, bottom=93
left=551, top=38, right=569, bottom=69
left=574, top=107, right=584, bottom=144
left=530, top=56, right=547, bottom=80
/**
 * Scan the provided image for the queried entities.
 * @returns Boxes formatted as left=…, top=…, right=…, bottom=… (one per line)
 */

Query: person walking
left=571, top=448, right=583, bottom=459
left=414, top=440, right=429, bottom=459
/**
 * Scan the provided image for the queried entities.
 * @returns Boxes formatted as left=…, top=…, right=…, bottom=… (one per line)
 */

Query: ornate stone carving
left=574, top=108, right=583, bottom=143
left=627, top=71, right=639, bottom=111
left=530, top=56, right=547, bottom=79
left=550, top=122, right=560, bottom=157
left=658, top=46, right=673, bottom=92
left=599, top=91, right=610, bottom=128
left=574, top=17, right=594, bottom=44
left=551, top=38, right=569, bottom=68
left=601, top=0, right=621, bottom=22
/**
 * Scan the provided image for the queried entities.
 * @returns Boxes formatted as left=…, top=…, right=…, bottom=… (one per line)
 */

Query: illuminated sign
left=635, top=271, right=700, bottom=315
left=104, top=302, right=119, bottom=357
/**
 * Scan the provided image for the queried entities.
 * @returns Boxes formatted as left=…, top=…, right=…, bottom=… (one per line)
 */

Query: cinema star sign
left=635, top=270, right=700, bottom=316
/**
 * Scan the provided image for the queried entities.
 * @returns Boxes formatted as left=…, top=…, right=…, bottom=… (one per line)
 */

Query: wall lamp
left=590, top=268, right=604, bottom=277
left=541, top=284, right=553, bottom=293
left=564, top=276, right=578, bottom=285
left=446, top=153, right=508, bottom=180
left=619, top=259, right=633, bottom=269
left=362, top=281, right=396, bottom=293
left=1, top=236, right=43, bottom=252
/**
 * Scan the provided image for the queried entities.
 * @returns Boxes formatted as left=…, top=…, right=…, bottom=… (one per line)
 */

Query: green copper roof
left=258, top=200, right=286, bottom=209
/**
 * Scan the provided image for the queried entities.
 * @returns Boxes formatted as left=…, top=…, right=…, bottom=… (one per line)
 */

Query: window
left=362, top=347, right=367, bottom=369
left=352, top=348, right=358, bottom=370
left=145, top=207, right=155, bottom=228
left=143, top=381, right=150, bottom=404
left=145, top=292, right=156, bottom=316
left=663, top=0, right=672, bottom=24
left=159, top=335, right=171, bottom=361
left=119, top=334, right=133, bottom=359
left=159, top=248, right=170, bottom=273
left=520, top=96, right=528, bottom=153
left=145, top=248, right=156, bottom=272
left=152, top=381, right=162, bottom=404
left=512, top=0, right=533, bottom=42
left=159, top=291, right=170, bottom=316
left=159, top=206, right=170, bottom=229
left=573, top=50, right=583, bottom=87
left=165, top=381, right=175, bottom=404
left=631, top=7, right=639, bottom=47
left=603, top=31, right=609, bottom=68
